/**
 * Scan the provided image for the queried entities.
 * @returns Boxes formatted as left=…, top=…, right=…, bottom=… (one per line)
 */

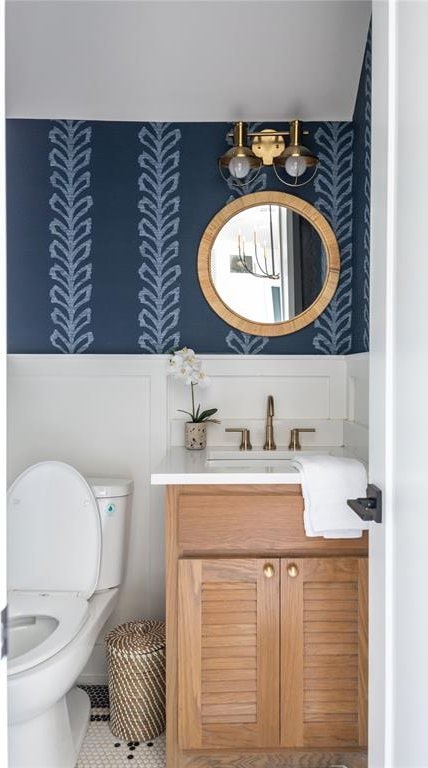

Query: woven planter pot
left=105, top=619, right=166, bottom=741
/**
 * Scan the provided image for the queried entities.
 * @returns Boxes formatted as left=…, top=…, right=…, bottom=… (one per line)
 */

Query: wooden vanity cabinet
left=166, top=485, right=368, bottom=767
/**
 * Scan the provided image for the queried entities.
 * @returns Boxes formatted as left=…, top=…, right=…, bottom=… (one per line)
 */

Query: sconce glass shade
left=219, top=146, right=261, bottom=179
left=218, top=121, right=262, bottom=182
left=273, top=119, right=318, bottom=186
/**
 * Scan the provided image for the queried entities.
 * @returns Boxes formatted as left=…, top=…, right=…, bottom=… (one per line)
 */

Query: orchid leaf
left=197, top=408, right=218, bottom=422
left=177, top=409, right=193, bottom=419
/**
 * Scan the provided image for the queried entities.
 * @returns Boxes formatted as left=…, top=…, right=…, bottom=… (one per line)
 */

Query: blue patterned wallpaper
left=7, top=28, right=370, bottom=356
left=137, top=123, right=182, bottom=353
left=48, top=121, right=94, bottom=353
left=352, top=21, right=372, bottom=353
left=313, top=123, right=354, bottom=354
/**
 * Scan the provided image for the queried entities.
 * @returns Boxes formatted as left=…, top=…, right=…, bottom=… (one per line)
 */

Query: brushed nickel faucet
left=263, top=395, right=276, bottom=450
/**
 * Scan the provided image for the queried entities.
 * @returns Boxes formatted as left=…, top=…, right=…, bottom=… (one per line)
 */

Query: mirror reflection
left=211, top=204, right=326, bottom=324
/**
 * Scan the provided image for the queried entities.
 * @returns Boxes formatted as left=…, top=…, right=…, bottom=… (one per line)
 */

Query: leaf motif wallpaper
left=352, top=20, right=372, bottom=353
left=6, top=25, right=370, bottom=356
left=48, top=120, right=94, bottom=353
left=313, top=123, right=354, bottom=354
left=137, top=123, right=182, bottom=353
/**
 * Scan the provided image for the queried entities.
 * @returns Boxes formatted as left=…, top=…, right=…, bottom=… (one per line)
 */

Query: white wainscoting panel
left=7, top=353, right=368, bottom=681
left=169, top=355, right=347, bottom=450
left=343, top=352, right=369, bottom=461
left=7, top=355, right=168, bottom=683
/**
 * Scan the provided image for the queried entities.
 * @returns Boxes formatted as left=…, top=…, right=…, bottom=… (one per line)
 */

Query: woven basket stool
left=105, top=619, right=166, bottom=741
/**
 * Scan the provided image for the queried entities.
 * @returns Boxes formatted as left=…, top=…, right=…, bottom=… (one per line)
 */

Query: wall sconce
left=219, top=119, right=318, bottom=189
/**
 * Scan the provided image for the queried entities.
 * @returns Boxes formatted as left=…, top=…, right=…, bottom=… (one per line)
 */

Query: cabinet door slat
left=306, top=689, right=358, bottom=703
left=202, top=623, right=257, bottom=637
left=202, top=657, right=257, bottom=670
left=304, top=644, right=358, bottom=656
left=202, top=668, right=257, bottom=682
left=202, top=635, right=256, bottom=647
left=203, top=680, right=257, bottom=693
left=203, top=611, right=257, bottom=625
left=203, top=601, right=256, bottom=614
left=202, top=589, right=255, bottom=602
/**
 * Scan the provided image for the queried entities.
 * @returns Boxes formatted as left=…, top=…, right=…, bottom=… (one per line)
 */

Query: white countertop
left=151, top=446, right=352, bottom=485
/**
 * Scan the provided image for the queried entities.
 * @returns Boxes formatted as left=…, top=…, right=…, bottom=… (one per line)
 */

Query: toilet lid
left=8, top=461, right=101, bottom=598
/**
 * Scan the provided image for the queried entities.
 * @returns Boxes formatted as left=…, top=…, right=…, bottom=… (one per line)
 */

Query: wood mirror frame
left=197, top=191, right=340, bottom=336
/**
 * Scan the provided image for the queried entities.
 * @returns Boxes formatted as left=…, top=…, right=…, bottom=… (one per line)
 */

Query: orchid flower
left=167, top=347, right=219, bottom=423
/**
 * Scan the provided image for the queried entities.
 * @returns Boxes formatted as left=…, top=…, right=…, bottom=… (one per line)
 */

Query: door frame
left=368, top=2, right=395, bottom=765
left=0, top=0, right=8, bottom=758
left=369, top=1, right=428, bottom=765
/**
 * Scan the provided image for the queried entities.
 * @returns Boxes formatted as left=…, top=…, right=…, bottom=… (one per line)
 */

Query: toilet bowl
left=7, top=461, right=133, bottom=768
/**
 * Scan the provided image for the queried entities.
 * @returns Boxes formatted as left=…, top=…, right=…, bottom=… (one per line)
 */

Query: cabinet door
left=178, top=558, right=280, bottom=749
left=281, top=557, right=368, bottom=748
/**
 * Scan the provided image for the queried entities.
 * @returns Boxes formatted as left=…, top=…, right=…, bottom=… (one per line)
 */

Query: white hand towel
left=292, top=454, right=369, bottom=539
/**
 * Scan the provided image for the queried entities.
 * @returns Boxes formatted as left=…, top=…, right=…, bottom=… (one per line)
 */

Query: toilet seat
left=8, top=592, right=89, bottom=677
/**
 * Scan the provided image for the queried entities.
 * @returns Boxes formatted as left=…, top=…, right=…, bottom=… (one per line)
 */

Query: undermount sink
left=205, top=449, right=329, bottom=467
left=205, top=458, right=295, bottom=469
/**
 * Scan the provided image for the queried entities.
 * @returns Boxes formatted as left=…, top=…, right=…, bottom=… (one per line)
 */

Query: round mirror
left=198, top=192, right=340, bottom=336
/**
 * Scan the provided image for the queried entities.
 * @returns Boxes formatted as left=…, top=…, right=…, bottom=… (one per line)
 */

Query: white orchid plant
left=168, top=347, right=219, bottom=423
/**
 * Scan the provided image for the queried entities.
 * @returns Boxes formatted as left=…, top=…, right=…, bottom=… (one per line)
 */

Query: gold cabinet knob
left=263, top=563, right=275, bottom=578
left=287, top=563, right=299, bottom=578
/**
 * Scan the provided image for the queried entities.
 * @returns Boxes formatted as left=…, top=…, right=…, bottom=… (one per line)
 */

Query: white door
left=370, top=2, right=428, bottom=766
left=0, top=0, right=8, bottom=760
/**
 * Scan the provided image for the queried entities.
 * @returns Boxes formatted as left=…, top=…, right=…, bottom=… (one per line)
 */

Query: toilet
left=7, top=460, right=133, bottom=768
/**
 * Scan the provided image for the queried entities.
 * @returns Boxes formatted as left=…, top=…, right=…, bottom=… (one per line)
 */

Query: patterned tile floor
left=77, top=686, right=366, bottom=768
left=77, top=686, right=166, bottom=767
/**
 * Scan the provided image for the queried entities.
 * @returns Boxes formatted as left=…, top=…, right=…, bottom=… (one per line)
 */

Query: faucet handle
left=225, top=428, right=252, bottom=451
left=288, top=427, right=316, bottom=451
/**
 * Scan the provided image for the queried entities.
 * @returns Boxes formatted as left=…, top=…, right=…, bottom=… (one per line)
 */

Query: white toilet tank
left=87, top=477, right=133, bottom=592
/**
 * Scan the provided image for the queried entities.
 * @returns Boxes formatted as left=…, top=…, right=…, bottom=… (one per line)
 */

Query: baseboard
left=77, top=673, right=109, bottom=685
